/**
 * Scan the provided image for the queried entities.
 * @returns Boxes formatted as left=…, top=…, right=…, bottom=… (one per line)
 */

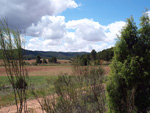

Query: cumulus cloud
left=0, top=0, right=126, bottom=52
left=0, top=0, right=78, bottom=30
left=27, top=16, right=66, bottom=39
left=105, top=21, right=126, bottom=42
left=50, top=0, right=78, bottom=14
left=66, top=19, right=106, bottom=41
left=26, top=16, right=126, bottom=52
left=27, top=38, right=42, bottom=50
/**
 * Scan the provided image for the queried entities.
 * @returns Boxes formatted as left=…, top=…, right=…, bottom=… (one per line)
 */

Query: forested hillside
left=22, top=49, right=88, bottom=60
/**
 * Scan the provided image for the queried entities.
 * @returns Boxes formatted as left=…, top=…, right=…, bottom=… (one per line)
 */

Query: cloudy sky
left=0, top=0, right=150, bottom=52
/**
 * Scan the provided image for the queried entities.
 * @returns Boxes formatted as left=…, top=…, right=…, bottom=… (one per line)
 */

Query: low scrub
left=40, top=66, right=106, bottom=113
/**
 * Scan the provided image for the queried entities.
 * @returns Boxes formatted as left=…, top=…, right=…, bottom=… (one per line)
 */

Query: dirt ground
left=24, top=59, right=71, bottom=64
left=0, top=65, right=109, bottom=76
left=0, top=65, right=73, bottom=76
left=0, top=94, right=57, bottom=113
left=0, top=99, right=43, bottom=113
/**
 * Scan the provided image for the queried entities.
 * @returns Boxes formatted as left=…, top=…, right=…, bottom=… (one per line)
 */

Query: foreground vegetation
left=106, top=13, right=150, bottom=112
left=0, top=75, right=58, bottom=107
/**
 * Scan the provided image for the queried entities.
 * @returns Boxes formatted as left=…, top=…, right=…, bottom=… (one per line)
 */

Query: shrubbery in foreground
left=107, top=13, right=150, bottom=113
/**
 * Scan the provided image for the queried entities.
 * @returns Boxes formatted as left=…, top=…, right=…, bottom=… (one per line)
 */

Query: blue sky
left=62, top=0, right=150, bottom=25
left=0, top=0, right=150, bottom=52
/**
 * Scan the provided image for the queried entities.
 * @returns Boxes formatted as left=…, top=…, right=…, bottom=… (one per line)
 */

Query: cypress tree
left=107, top=13, right=150, bottom=113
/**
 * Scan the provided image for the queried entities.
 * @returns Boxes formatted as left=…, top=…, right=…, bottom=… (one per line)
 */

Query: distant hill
left=0, top=48, right=114, bottom=60
left=22, top=49, right=88, bottom=60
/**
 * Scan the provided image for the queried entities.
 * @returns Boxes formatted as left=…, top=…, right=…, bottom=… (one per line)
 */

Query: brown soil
left=0, top=96, right=54, bottom=113
left=0, top=65, right=73, bottom=76
left=24, top=59, right=71, bottom=65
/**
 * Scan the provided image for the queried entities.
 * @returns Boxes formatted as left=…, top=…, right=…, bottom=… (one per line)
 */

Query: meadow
left=0, top=59, right=71, bottom=107
left=0, top=59, right=110, bottom=111
left=0, top=75, right=58, bottom=107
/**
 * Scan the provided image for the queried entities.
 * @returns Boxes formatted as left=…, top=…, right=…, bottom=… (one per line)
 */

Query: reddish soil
left=0, top=65, right=73, bottom=76
left=24, top=59, right=71, bottom=65
left=0, top=65, right=110, bottom=76
left=0, top=94, right=57, bottom=113
left=103, top=65, right=110, bottom=75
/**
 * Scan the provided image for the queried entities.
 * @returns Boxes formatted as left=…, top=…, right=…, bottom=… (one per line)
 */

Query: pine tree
left=107, top=13, right=150, bottom=113
left=91, top=49, right=97, bottom=60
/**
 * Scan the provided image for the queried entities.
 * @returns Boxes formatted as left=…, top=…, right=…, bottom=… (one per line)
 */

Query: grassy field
left=0, top=75, right=58, bottom=107
left=0, top=59, right=110, bottom=107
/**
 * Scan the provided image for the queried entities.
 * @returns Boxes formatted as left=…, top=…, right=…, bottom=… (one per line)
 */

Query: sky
left=0, top=0, right=150, bottom=52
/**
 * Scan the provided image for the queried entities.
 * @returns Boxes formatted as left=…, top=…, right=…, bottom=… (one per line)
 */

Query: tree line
left=74, top=47, right=114, bottom=66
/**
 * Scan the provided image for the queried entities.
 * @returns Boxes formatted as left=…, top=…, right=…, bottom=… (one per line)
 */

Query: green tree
left=80, top=56, right=88, bottom=66
left=36, top=55, right=42, bottom=64
left=48, top=57, right=57, bottom=63
left=97, top=47, right=114, bottom=61
left=107, top=14, right=150, bottom=113
left=90, top=49, right=97, bottom=61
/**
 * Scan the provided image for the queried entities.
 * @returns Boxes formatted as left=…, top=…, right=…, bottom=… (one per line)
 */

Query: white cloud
left=27, top=16, right=66, bottom=39
left=66, top=19, right=106, bottom=42
left=43, top=39, right=61, bottom=46
left=0, top=0, right=126, bottom=52
left=27, top=38, right=42, bottom=50
left=0, top=0, right=78, bottom=30
left=50, top=0, right=78, bottom=14
left=26, top=16, right=126, bottom=52
left=105, top=21, right=126, bottom=42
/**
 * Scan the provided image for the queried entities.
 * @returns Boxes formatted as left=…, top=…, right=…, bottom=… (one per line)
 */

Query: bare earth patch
left=0, top=65, right=73, bottom=76
left=0, top=94, right=57, bottom=113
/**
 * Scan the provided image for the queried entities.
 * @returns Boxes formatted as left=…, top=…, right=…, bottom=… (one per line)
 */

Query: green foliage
left=23, top=49, right=88, bottom=60
left=48, top=57, right=57, bottom=63
left=0, top=76, right=58, bottom=106
left=15, top=77, right=28, bottom=89
left=75, top=48, right=114, bottom=66
left=97, top=47, right=114, bottom=61
left=36, top=55, right=42, bottom=64
left=107, top=14, right=150, bottom=113
left=90, top=49, right=97, bottom=61
left=42, top=66, right=106, bottom=113
left=80, top=55, right=89, bottom=66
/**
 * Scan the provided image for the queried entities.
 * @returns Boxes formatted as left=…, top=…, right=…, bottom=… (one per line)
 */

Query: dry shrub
left=0, top=19, right=29, bottom=113
left=40, top=65, right=106, bottom=113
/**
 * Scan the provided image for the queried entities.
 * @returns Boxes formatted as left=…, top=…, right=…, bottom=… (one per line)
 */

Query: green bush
left=41, top=66, right=106, bottom=113
left=106, top=13, right=150, bottom=113
left=48, top=57, right=57, bottom=63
